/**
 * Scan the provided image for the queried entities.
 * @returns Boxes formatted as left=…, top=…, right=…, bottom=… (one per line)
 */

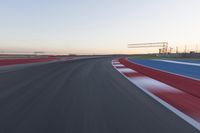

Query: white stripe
left=129, top=77, right=181, bottom=93
left=117, top=68, right=137, bottom=73
left=114, top=64, right=124, bottom=67
left=112, top=63, right=120, bottom=65
left=112, top=61, right=120, bottom=64
left=153, top=59, right=200, bottom=67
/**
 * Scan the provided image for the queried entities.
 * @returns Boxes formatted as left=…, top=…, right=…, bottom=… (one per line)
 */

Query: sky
left=0, top=0, right=200, bottom=55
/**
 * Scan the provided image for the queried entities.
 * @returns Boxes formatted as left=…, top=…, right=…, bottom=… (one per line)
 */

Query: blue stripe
left=128, top=58, right=200, bottom=80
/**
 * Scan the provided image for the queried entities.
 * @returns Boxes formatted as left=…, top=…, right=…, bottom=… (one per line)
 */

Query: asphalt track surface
left=0, top=57, right=199, bottom=133
left=129, top=58, right=200, bottom=80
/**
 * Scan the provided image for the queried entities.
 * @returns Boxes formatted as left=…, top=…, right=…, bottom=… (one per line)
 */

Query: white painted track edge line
left=111, top=60, right=200, bottom=131
left=153, top=59, right=200, bottom=66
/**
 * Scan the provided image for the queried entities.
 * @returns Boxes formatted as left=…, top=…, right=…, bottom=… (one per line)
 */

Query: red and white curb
left=112, top=59, right=200, bottom=131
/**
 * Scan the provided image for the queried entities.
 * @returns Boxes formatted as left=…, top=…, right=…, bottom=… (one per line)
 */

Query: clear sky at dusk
left=0, top=0, right=200, bottom=55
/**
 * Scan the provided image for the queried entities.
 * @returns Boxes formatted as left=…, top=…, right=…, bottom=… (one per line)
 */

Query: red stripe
left=123, top=72, right=144, bottom=78
left=0, top=58, right=57, bottom=66
left=119, top=58, right=200, bottom=99
left=149, top=89, right=200, bottom=122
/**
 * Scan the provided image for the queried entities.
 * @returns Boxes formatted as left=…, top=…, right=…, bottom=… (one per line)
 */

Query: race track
left=0, top=57, right=198, bottom=133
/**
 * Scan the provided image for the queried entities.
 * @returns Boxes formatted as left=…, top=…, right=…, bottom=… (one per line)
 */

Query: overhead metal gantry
left=128, top=42, right=168, bottom=54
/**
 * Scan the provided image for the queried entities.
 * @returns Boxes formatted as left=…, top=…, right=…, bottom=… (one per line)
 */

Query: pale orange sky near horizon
left=1, top=0, right=200, bottom=55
